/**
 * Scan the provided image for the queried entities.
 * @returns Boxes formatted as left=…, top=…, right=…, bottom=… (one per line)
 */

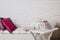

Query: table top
left=29, top=28, right=58, bottom=34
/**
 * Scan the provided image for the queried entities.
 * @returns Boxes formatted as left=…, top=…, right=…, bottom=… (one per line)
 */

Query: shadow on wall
left=52, top=23, right=60, bottom=38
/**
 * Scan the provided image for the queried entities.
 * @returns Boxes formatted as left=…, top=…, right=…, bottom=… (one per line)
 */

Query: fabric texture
left=2, top=18, right=17, bottom=33
left=0, top=18, right=6, bottom=31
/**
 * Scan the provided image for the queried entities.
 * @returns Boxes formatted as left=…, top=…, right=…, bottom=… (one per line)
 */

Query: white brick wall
left=0, top=0, right=60, bottom=22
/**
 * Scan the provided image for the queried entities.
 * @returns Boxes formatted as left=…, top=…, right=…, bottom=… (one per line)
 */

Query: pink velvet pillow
left=0, top=18, right=6, bottom=31
left=2, top=18, right=17, bottom=33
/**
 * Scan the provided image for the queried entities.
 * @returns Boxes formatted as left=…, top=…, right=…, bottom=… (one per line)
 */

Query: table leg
left=30, top=32, right=37, bottom=40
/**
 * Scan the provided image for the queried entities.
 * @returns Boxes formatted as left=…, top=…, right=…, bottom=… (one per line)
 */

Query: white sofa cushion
left=2, top=28, right=30, bottom=34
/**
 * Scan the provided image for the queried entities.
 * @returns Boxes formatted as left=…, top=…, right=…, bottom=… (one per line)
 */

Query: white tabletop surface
left=29, top=28, right=58, bottom=34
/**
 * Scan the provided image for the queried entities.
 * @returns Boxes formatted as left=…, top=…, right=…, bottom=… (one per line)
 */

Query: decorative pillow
left=0, top=18, right=6, bottom=31
left=2, top=18, right=17, bottom=33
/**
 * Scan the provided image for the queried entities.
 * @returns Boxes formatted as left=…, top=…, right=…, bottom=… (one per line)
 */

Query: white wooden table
left=29, top=28, right=58, bottom=40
